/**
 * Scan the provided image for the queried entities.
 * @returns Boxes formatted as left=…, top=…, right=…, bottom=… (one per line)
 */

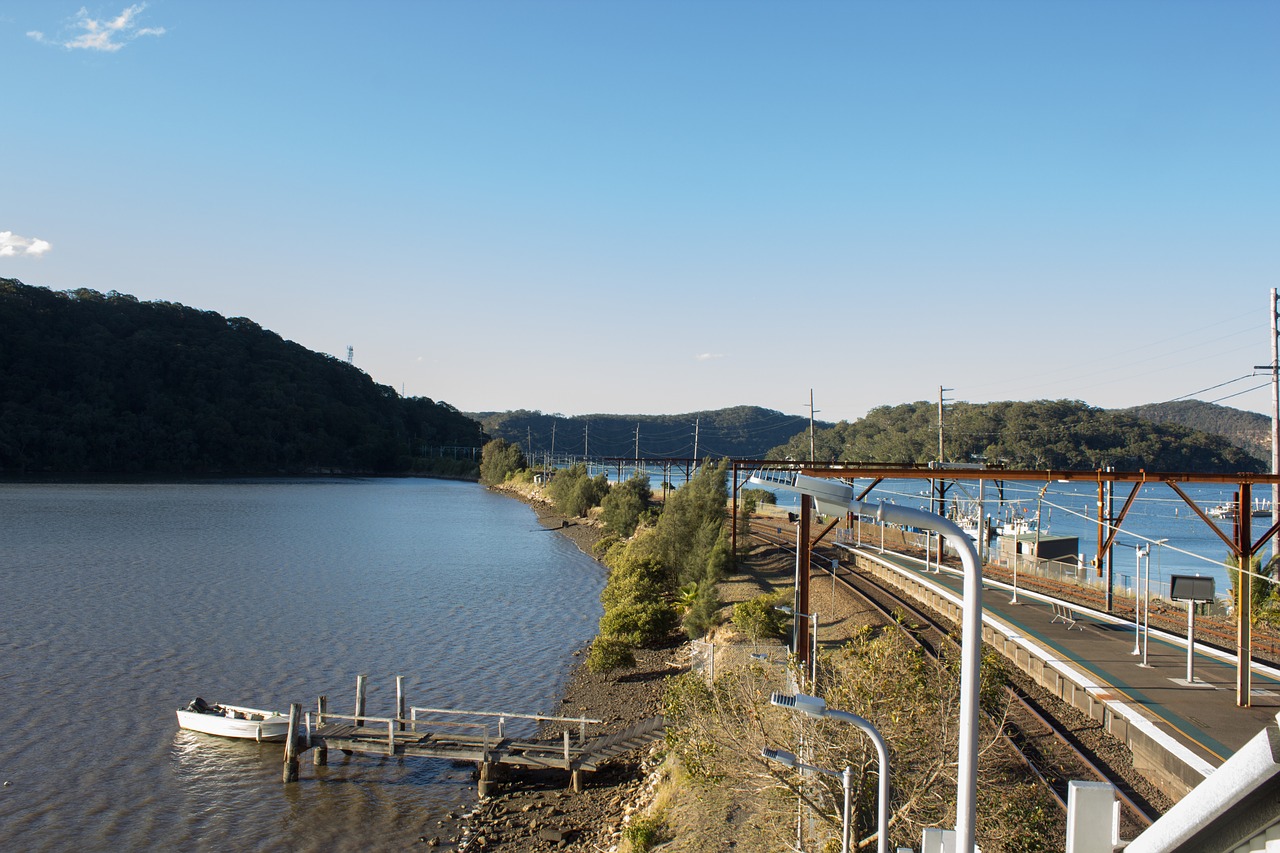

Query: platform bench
left=1050, top=602, right=1081, bottom=630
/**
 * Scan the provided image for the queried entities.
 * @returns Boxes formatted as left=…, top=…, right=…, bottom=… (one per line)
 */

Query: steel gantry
left=730, top=460, right=1280, bottom=709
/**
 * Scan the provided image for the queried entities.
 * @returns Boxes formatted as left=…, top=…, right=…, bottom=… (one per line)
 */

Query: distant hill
left=767, top=399, right=1265, bottom=473
left=470, top=406, right=827, bottom=460
left=1122, top=400, right=1270, bottom=462
left=0, top=279, right=484, bottom=476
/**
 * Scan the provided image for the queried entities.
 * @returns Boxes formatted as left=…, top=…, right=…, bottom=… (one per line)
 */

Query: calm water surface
left=0, top=479, right=605, bottom=852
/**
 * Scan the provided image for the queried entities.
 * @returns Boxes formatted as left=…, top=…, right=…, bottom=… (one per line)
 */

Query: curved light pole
left=849, top=499, right=980, bottom=853
left=771, top=692, right=890, bottom=853
left=762, top=747, right=854, bottom=853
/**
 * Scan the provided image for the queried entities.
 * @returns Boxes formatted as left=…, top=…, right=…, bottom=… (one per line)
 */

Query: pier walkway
left=834, top=542, right=1280, bottom=800
left=279, top=694, right=665, bottom=796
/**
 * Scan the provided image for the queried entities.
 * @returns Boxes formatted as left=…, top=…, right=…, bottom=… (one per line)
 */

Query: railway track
left=747, top=521, right=1159, bottom=834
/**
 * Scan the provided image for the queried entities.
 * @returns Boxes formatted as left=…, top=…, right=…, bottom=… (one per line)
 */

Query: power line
left=1161, top=373, right=1258, bottom=404
left=1206, top=382, right=1272, bottom=405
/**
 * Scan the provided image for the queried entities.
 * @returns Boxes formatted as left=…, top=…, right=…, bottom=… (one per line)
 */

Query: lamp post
left=776, top=605, right=819, bottom=685
left=771, top=692, right=889, bottom=853
left=847, top=499, right=979, bottom=852
left=762, top=747, right=854, bottom=853
left=1144, top=540, right=1167, bottom=667
left=1132, top=544, right=1148, bottom=656
left=1130, top=539, right=1168, bottom=665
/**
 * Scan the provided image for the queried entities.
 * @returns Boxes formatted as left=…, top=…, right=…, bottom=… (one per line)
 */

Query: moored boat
left=176, top=697, right=290, bottom=742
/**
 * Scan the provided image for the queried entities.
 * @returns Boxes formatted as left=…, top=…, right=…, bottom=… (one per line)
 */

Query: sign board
left=1170, top=575, right=1215, bottom=603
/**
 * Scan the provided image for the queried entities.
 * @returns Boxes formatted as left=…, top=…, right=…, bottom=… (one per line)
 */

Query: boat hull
left=176, top=707, right=290, bottom=742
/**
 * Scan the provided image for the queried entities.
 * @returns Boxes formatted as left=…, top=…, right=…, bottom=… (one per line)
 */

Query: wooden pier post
left=313, top=696, right=329, bottom=766
left=477, top=761, right=499, bottom=798
left=395, top=675, right=405, bottom=732
left=282, top=703, right=301, bottom=783
left=354, top=674, right=367, bottom=727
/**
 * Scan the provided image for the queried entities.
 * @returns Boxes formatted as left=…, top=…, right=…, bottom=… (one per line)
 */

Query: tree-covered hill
left=767, top=399, right=1265, bottom=473
left=470, top=406, right=830, bottom=460
left=1122, top=400, right=1270, bottom=461
left=0, top=279, right=484, bottom=476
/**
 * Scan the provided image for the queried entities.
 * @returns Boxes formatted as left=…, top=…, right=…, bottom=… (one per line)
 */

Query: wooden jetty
left=279, top=676, right=665, bottom=797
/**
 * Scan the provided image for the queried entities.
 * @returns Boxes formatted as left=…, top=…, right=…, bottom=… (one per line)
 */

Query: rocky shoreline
left=444, top=484, right=678, bottom=852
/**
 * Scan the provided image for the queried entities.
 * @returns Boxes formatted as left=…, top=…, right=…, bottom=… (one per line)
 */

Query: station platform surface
left=837, top=544, right=1280, bottom=771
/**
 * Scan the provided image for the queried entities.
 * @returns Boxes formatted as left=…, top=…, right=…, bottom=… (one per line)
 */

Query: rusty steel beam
left=1099, top=483, right=1144, bottom=563
left=1254, top=518, right=1280, bottom=555
left=1239, top=485, right=1253, bottom=707
left=1167, top=481, right=1238, bottom=554
left=721, top=459, right=1280, bottom=485
left=855, top=477, right=884, bottom=501
left=810, top=515, right=841, bottom=549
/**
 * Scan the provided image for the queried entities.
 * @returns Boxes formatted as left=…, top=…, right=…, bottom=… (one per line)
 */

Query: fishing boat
left=1206, top=499, right=1274, bottom=521
left=175, top=697, right=290, bottom=742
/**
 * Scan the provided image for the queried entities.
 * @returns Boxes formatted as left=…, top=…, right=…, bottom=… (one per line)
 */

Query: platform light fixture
left=770, top=692, right=889, bottom=853
left=761, top=747, right=854, bottom=853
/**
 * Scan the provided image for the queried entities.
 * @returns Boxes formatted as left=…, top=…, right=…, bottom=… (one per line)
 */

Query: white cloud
left=28, top=4, right=165, bottom=52
left=0, top=232, right=53, bottom=257
left=695, top=353, right=725, bottom=361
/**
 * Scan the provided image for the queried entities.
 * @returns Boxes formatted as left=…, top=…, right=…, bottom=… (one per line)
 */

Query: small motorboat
left=176, top=697, right=291, bottom=742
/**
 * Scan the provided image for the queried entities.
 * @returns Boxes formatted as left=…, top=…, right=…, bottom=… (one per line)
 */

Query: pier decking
left=277, top=680, right=665, bottom=796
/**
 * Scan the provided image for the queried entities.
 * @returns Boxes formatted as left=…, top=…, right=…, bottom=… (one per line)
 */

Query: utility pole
left=550, top=420, right=556, bottom=466
left=938, top=386, right=953, bottom=462
left=934, top=386, right=953, bottom=518
left=807, top=389, right=820, bottom=461
left=583, top=422, right=589, bottom=459
left=1257, top=288, right=1280, bottom=561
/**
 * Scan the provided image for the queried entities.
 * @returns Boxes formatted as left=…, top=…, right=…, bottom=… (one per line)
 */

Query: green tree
left=589, top=540, right=677, bottom=669
left=547, top=463, right=610, bottom=517
left=601, top=473, right=652, bottom=537
left=479, top=438, right=526, bottom=485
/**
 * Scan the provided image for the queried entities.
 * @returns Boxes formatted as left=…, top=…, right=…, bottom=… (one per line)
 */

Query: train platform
left=832, top=542, right=1280, bottom=792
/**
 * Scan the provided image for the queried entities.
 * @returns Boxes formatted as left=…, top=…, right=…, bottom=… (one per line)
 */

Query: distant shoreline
left=0, top=471, right=480, bottom=485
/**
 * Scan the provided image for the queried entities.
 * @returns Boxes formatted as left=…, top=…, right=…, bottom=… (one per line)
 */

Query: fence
left=689, top=639, right=791, bottom=686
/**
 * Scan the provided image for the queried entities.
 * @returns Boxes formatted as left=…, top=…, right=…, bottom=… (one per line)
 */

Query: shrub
left=621, top=815, right=667, bottom=851
left=547, top=463, right=609, bottom=517
left=591, top=533, right=620, bottom=559
left=600, top=598, right=678, bottom=647
left=586, top=635, right=636, bottom=672
left=731, top=592, right=789, bottom=644
left=602, top=473, right=652, bottom=537
left=682, top=577, right=722, bottom=639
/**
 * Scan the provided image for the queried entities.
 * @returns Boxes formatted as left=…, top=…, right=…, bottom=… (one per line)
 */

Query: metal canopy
left=731, top=460, right=1280, bottom=709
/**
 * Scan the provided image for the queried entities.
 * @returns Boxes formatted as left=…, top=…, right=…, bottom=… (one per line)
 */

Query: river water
left=0, top=479, right=605, bottom=852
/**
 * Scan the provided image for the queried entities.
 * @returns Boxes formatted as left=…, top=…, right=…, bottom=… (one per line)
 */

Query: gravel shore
left=446, top=485, right=677, bottom=852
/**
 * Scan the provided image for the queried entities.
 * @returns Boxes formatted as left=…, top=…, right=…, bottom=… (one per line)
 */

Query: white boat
left=176, top=697, right=291, bottom=742
left=1207, top=499, right=1274, bottom=521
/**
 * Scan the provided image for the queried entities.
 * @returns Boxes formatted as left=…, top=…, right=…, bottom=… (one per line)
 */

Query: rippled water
left=0, top=479, right=605, bottom=852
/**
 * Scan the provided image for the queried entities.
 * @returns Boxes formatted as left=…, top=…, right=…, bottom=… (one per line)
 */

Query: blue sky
left=2, top=1, right=1277, bottom=423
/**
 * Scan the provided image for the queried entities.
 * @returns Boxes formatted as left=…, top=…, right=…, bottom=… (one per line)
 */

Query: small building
left=999, top=533, right=1079, bottom=564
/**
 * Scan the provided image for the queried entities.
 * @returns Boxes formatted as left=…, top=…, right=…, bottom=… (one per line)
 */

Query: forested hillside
left=0, top=280, right=484, bottom=476
left=471, top=406, right=828, bottom=460
left=1123, top=400, right=1270, bottom=461
left=768, top=399, right=1264, bottom=473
